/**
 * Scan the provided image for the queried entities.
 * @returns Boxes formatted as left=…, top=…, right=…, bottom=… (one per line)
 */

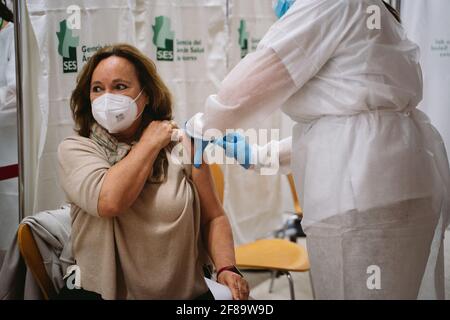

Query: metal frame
left=13, top=0, right=24, bottom=222
left=389, top=0, right=402, bottom=14
left=269, top=270, right=296, bottom=300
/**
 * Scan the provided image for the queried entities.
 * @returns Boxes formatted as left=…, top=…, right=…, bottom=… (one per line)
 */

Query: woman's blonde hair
left=70, top=43, right=174, bottom=183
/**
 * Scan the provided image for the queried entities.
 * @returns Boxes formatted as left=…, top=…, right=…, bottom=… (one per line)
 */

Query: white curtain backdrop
left=26, top=0, right=137, bottom=214
left=136, top=0, right=228, bottom=124
left=221, top=0, right=295, bottom=244
left=0, top=11, right=18, bottom=249
left=401, top=0, right=450, bottom=166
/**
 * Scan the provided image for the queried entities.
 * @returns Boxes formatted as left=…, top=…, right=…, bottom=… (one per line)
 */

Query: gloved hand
left=193, top=138, right=210, bottom=169
left=214, top=133, right=253, bottom=169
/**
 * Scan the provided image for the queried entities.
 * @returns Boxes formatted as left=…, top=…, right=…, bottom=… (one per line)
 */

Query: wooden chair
left=209, top=164, right=311, bottom=300
left=17, top=223, right=56, bottom=300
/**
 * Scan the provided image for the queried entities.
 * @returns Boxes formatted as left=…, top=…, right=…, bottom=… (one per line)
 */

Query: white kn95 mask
left=92, top=89, right=144, bottom=133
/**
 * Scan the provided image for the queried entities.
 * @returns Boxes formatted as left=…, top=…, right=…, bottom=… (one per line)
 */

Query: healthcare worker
left=186, top=0, right=450, bottom=299
left=0, top=0, right=18, bottom=251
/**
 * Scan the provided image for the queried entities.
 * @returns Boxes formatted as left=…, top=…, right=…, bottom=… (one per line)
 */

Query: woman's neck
left=112, top=118, right=143, bottom=144
left=113, top=130, right=138, bottom=145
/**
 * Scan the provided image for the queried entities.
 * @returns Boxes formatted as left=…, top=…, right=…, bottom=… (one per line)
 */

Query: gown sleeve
left=185, top=0, right=353, bottom=173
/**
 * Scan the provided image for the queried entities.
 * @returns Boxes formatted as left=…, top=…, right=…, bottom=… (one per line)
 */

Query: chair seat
left=236, top=239, right=310, bottom=272
left=17, top=223, right=56, bottom=299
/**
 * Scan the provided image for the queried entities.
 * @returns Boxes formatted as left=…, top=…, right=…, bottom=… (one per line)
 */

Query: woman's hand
left=98, top=120, right=177, bottom=218
left=140, top=120, right=177, bottom=150
left=218, top=271, right=250, bottom=300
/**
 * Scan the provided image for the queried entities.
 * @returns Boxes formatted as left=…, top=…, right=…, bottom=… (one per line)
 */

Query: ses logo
left=56, top=18, right=80, bottom=73
left=152, top=16, right=175, bottom=61
left=238, top=19, right=249, bottom=59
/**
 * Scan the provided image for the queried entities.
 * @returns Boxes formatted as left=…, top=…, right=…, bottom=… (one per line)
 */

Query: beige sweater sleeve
left=57, top=136, right=111, bottom=217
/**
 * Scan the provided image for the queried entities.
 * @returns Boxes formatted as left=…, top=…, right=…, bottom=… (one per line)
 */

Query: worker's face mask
left=272, top=0, right=296, bottom=19
left=91, top=89, right=145, bottom=133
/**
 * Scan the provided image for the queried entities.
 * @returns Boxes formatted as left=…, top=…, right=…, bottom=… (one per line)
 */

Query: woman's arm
left=192, top=162, right=250, bottom=300
left=98, top=120, right=174, bottom=218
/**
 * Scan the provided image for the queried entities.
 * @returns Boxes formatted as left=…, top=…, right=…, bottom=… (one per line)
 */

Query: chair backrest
left=209, top=163, right=302, bottom=215
left=287, top=174, right=302, bottom=216
left=17, top=223, right=56, bottom=300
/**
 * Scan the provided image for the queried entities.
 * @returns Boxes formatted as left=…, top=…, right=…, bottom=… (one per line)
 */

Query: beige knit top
left=57, top=135, right=209, bottom=299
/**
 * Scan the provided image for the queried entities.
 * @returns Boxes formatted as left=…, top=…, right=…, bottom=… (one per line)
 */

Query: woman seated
left=57, top=44, right=249, bottom=300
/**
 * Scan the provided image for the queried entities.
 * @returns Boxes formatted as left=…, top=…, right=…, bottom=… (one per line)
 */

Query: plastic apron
left=290, top=109, right=449, bottom=299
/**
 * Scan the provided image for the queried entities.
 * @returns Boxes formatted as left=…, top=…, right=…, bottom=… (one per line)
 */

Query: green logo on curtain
left=238, top=19, right=249, bottom=59
left=152, top=16, right=175, bottom=61
left=56, top=19, right=80, bottom=73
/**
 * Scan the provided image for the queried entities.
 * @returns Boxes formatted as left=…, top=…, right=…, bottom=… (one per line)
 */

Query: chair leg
left=285, top=272, right=295, bottom=300
left=295, top=217, right=306, bottom=238
left=268, top=270, right=276, bottom=293
left=308, top=271, right=316, bottom=300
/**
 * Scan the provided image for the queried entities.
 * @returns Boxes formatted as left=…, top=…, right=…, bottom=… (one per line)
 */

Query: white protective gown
left=186, top=0, right=450, bottom=299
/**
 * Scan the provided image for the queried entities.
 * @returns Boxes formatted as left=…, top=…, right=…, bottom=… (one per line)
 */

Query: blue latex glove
left=273, top=0, right=296, bottom=19
left=193, top=138, right=210, bottom=169
left=214, top=133, right=252, bottom=169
